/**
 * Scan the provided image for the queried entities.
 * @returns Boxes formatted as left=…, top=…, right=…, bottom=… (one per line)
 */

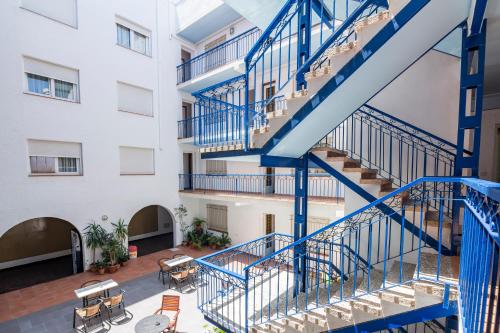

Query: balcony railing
left=178, top=117, right=194, bottom=139
left=177, top=27, right=261, bottom=85
left=179, top=173, right=345, bottom=203
left=195, top=177, right=500, bottom=333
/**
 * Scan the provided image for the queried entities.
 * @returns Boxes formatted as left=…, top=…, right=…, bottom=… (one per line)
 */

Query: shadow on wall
left=128, top=205, right=174, bottom=256
left=0, top=217, right=83, bottom=293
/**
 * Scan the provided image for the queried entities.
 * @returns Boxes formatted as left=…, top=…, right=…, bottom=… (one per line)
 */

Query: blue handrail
left=177, top=27, right=261, bottom=84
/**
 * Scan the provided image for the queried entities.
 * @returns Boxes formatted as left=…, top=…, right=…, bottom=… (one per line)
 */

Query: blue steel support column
left=244, top=61, right=250, bottom=151
left=293, top=156, right=308, bottom=294
left=452, top=21, right=487, bottom=252
left=296, top=0, right=312, bottom=89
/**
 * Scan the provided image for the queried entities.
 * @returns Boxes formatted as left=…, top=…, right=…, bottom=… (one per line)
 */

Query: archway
left=0, top=217, right=83, bottom=293
left=128, top=205, right=174, bottom=256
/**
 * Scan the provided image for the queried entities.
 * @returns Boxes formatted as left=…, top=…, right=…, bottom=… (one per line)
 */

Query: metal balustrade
left=177, top=27, right=261, bottom=84
left=177, top=117, right=194, bottom=139
left=195, top=178, right=500, bottom=332
left=179, top=173, right=345, bottom=203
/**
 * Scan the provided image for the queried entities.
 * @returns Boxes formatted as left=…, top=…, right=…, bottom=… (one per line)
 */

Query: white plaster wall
left=369, top=50, right=461, bottom=144
left=0, top=0, right=184, bottom=268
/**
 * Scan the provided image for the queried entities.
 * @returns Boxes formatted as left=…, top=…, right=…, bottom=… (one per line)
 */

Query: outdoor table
left=163, top=255, right=193, bottom=268
left=135, top=314, right=170, bottom=333
left=74, top=279, right=118, bottom=306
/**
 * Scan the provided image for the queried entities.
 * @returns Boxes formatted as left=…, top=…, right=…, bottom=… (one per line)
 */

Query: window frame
left=24, top=72, right=79, bottom=103
left=115, top=22, right=151, bottom=56
left=29, top=155, right=82, bottom=176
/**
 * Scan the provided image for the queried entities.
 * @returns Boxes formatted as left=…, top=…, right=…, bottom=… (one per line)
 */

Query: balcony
left=176, top=27, right=261, bottom=92
left=178, top=173, right=345, bottom=204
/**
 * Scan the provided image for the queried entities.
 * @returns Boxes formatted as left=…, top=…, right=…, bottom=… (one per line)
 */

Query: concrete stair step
left=266, top=109, right=288, bottom=120
left=350, top=293, right=383, bottom=316
left=359, top=178, right=392, bottom=185
left=326, top=301, right=353, bottom=321
left=284, top=314, right=306, bottom=331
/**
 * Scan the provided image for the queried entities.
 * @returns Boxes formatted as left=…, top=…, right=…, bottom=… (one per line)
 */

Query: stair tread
left=414, top=253, right=459, bottom=282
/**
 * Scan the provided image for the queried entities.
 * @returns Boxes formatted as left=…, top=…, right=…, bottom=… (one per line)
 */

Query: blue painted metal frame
left=296, top=0, right=312, bottom=89
left=294, top=155, right=309, bottom=293
left=308, top=152, right=452, bottom=254
left=259, top=0, right=430, bottom=155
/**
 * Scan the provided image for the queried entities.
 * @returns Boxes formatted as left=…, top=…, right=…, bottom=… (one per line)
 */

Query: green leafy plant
left=94, top=260, right=105, bottom=269
left=218, top=232, right=231, bottom=248
left=102, top=233, right=122, bottom=266
left=83, top=221, right=106, bottom=264
left=112, top=218, right=128, bottom=244
left=192, top=217, right=206, bottom=237
left=203, top=324, right=225, bottom=333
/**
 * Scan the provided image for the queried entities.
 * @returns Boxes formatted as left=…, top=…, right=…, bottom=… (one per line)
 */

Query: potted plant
left=218, top=232, right=232, bottom=249
left=112, top=218, right=128, bottom=244
left=95, top=260, right=106, bottom=275
left=192, top=217, right=206, bottom=237
left=208, top=234, right=219, bottom=249
left=83, top=221, right=105, bottom=271
left=117, top=246, right=130, bottom=267
left=103, top=233, right=121, bottom=273
left=174, top=204, right=189, bottom=245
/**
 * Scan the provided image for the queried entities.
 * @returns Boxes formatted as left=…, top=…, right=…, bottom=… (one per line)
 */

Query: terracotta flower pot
left=107, top=264, right=120, bottom=274
left=89, top=264, right=97, bottom=273
left=97, top=268, right=106, bottom=275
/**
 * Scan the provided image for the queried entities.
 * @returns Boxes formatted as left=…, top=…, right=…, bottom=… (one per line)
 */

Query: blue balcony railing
left=179, top=173, right=345, bottom=203
left=195, top=177, right=500, bottom=332
left=177, top=27, right=261, bottom=84
left=177, top=117, right=194, bottom=139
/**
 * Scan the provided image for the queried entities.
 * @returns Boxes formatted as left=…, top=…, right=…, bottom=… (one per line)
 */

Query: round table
left=135, top=314, right=170, bottom=333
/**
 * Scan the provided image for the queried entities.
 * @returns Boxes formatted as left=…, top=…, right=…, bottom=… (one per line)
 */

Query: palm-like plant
left=83, top=221, right=106, bottom=264
left=112, top=218, right=128, bottom=244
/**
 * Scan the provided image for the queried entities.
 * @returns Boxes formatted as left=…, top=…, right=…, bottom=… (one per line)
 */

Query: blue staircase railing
left=178, top=173, right=345, bottom=203
left=195, top=177, right=500, bottom=332
left=177, top=27, right=261, bottom=84
left=243, top=0, right=388, bottom=149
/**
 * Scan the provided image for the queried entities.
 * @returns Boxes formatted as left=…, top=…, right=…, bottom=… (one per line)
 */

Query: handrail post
left=244, top=61, right=250, bottom=151
left=244, top=270, right=249, bottom=333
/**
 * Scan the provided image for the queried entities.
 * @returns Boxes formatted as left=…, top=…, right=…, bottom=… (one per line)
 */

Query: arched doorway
left=0, top=217, right=83, bottom=293
left=128, top=205, right=174, bottom=256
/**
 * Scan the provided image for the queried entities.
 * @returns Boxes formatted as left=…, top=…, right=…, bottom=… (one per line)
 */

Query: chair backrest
left=161, top=295, right=180, bottom=312
left=172, top=253, right=185, bottom=259
left=158, top=258, right=171, bottom=268
left=110, top=293, right=123, bottom=307
left=85, top=302, right=101, bottom=317
left=81, top=279, right=102, bottom=288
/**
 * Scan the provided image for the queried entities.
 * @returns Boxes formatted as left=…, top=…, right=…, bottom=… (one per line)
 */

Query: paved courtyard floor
left=0, top=246, right=216, bottom=333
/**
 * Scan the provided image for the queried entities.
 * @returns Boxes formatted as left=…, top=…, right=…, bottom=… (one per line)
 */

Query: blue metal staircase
left=189, top=0, right=497, bottom=332
left=195, top=178, right=499, bottom=332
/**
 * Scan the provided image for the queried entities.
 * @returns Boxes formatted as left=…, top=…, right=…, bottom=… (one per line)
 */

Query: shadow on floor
left=0, top=255, right=74, bottom=294
left=129, top=233, right=174, bottom=257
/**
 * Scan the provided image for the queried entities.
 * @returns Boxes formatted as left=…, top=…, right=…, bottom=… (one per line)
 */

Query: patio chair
left=154, top=295, right=180, bottom=333
left=73, top=300, right=104, bottom=333
left=158, top=257, right=173, bottom=285
left=187, top=265, right=199, bottom=286
left=169, top=269, right=190, bottom=291
left=80, top=280, right=105, bottom=306
left=101, top=289, right=126, bottom=323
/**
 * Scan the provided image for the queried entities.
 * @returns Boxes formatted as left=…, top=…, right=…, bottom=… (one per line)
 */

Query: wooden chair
left=101, top=289, right=126, bottom=323
left=158, top=257, right=173, bottom=285
left=169, top=269, right=190, bottom=291
left=155, top=295, right=180, bottom=333
left=80, top=280, right=105, bottom=306
left=73, top=300, right=104, bottom=333
left=187, top=265, right=199, bottom=286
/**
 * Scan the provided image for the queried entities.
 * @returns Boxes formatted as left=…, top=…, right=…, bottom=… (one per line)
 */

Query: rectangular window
left=115, top=18, right=151, bottom=56
left=23, top=56, right=79, bottom=102
left=54, top=79, right=75, bottom=100
left=133, top=31, right=147, bottom=54
left=117, top=24, right=131, bottom=48
left=27, top=73, right=50, bottom=95
left=58, top=157, right=78, bottom=173
left=117, top=81, right=153, bottom=116
left=206, top=160, right=227, bottom=174
left=28, top=139, right=82, bottom=176
left=119, top=146, right=155, bottom=175
left=207, top=204, right=228, bottom=232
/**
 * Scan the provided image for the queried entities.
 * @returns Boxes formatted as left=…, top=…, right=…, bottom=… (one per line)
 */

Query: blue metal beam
left=296, top=0, right=312, bottom=89
left=308, top=153, right=453, bottom=255
left=260, top=155, right=303, bottom=168
left=294, top=155, right=309, bottom=293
